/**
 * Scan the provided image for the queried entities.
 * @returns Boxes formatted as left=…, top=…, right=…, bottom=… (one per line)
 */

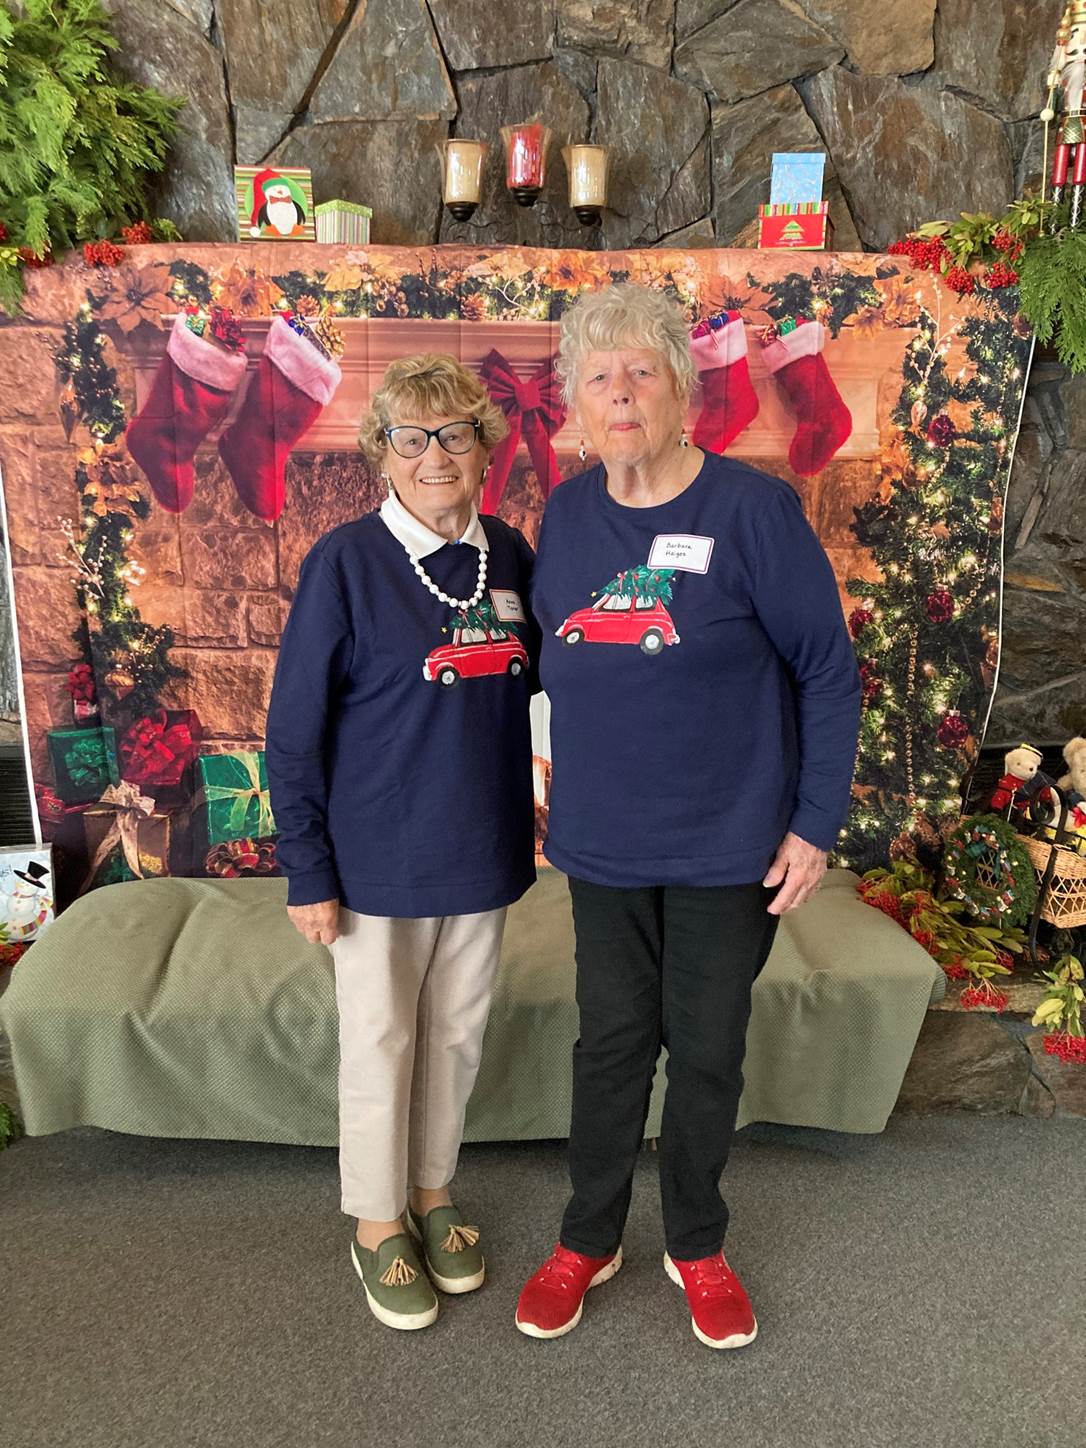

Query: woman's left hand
left=762, top=832, right=828, bottom=915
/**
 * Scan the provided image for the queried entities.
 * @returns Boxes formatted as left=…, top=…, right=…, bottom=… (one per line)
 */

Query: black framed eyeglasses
left=384, top=419, right=481, bottom=458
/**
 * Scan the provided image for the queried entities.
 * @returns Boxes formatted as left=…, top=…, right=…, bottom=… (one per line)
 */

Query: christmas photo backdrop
left=0, top=244, right=1033, bottom=906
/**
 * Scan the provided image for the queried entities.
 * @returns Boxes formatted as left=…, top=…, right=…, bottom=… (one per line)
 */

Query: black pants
left=559, top=878, right=780, bottom=1262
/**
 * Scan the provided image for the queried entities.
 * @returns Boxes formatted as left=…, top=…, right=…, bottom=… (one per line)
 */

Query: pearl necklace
left=406, top=544, right=488, bottom=611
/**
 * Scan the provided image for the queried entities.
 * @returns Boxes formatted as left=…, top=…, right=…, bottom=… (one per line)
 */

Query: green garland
left=942, top=813, right=1038, bottom=928
left=0, top=0, right=182, bottom=312
left=54, top=300, right=186, bottom=719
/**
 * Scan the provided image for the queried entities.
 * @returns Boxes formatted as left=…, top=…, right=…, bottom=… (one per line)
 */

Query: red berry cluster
left=120, top=221, right=154, bottom=245
left=83, top=239, right=126, bottom=267
left=987, top=261, right=1019, bottom=288
left=992, top=230, right=1025, bottom=262
left=0, top=221, right=7, bottom=242
left=857, top=883, right=906, bottom=926
left=887, top=236, right=949, bottom=270
left=18, top=247, right=53, bottom=268
left=848, top=607, right=873, bottom=639
left=944, top=266, right=976, bottom=295
left=943, top=958, right=970, bottom=980
left=1043, top=1032, right=1086, bottom=1064
left=960, top=983, right=1009, bottom=1012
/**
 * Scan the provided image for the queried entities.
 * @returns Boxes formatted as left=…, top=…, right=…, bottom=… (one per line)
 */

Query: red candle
left=504, top=124, right=547, bottom=189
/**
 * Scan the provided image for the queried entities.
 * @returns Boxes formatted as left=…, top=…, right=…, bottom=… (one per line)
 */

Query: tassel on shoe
left=441, top=1223, right=481, bottom=1254
left=379, top=1256, right=418, bottom=1287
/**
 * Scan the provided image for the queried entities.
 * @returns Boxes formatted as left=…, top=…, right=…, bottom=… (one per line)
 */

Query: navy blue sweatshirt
left=531, top=453, right=862, bottom=888
left=266, top=506, right=538, bottom=917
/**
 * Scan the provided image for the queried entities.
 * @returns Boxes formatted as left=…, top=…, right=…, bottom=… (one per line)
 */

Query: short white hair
left=555, top=284, right=697, bottom=409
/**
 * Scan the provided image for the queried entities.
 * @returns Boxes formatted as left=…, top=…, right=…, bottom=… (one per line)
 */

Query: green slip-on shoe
left=408, top=1205, right=486, bottom=1294
left=350, top=1232, right=439, bottom=1330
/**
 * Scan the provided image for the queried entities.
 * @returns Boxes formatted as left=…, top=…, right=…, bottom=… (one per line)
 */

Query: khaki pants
left=331, top=906, right=507, bottom=1220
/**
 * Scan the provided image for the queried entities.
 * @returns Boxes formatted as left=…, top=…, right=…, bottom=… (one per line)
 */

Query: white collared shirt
left=379, top=489, right=488, bottom=559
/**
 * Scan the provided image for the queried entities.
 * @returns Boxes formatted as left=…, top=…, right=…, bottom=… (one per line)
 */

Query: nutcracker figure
left=1042, top=1, right=1086, bottom=226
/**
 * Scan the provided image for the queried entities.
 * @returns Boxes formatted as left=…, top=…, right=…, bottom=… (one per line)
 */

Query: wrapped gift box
left=315, top=200, right=371, bottom=245
left=119, top=708, right=203, bottom=804
left=194, top=750, right=277, bottom=848
left=79, top=782, right=173, bottom=894
left=0, top=844, right=55, bottom=949
left=758, top=201, right=833, bottom=250
left=46, top=725, right=120, bottom=805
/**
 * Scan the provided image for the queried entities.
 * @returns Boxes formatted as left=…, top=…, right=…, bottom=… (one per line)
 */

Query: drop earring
left=381, top=472, right=394, bottom=496
left=680, top=429, right=690, bottom=448
left=578, top=437, right=587, bottom=463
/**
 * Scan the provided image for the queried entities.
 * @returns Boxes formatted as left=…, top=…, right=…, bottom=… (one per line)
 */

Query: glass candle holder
left=501, top=122, right=552, bottom=207
left=562, top=144, right=610, bottom=225
left=439, top=139, right=488, bottom=222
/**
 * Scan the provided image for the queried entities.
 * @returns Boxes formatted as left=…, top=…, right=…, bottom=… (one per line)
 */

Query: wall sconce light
left=439, top=139, right=488, bottom=222
left=562, top=144, right=610, bottom=226
left=501, top=122, right=552, bottom=207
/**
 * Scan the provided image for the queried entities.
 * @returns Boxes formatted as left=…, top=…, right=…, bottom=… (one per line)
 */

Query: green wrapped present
left=47, top=726, right=119, bottom=805
left=315, top=199, right=371, bottom=244
left=194, top=750, right=276, bottom=847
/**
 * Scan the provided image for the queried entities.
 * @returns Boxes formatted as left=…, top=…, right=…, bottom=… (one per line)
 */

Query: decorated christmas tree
left=841, top=280, right=1032, bottom=865
left=451, top=595, right=511, bottom=636
left=598, top=564, right=676, bottom=605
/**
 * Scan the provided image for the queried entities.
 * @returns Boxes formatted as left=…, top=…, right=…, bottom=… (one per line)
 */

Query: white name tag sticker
left=490, top=588, right=526, bottom=623
left=647, top=534, right=715, bottom=573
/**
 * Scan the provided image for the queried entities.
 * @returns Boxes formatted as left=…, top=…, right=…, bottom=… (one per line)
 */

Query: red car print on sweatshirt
left=556, top=593, right=680, bottom=656
left=423, top=623, right=529, bottom=687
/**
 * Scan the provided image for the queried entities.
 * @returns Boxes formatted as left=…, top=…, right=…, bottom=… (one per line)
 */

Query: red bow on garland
left=120, top=710, right=198, bottom=789
left=478, top=350, right=566, bottom=512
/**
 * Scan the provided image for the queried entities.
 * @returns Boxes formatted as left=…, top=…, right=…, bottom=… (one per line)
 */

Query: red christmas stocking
left=689, top=311, right=759, bottom=453
left=126, top=314, right=248, bottom=512
left=218, top=315, right=342, bottom=522
left=761, top=320, right=852, bottom=476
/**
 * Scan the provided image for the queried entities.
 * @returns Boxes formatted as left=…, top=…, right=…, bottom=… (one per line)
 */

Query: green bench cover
left=0, top=868, right=943, bottom=1143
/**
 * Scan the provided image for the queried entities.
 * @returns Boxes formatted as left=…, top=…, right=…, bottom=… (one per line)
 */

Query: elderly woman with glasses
left=266, top=353, right=538, bottom=1333
left=515, top=285, right=861, bottom=1350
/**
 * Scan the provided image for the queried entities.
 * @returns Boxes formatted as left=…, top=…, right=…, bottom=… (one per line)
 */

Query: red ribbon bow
left=120, top=710, right=197, bottom=789
left=478, top=350, right=566, bottom=512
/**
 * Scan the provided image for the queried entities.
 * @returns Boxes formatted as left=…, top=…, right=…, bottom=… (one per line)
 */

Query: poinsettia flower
left=322, top=261, right=365, bottom=292
left=211, top=261, right=284, bottom=317
left=97, top=266, right=175, bottom=333
left=875, top=275, right=921, bottom=327
left=844, top=305, right=884, bottom=336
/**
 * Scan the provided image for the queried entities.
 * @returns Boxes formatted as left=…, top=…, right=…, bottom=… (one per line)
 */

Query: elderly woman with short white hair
left=267, top=353, right=537, bottom=1333
left=516, top=285, right=861, bottom=1349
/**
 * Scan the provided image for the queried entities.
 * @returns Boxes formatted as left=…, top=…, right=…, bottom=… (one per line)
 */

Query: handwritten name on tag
left=490, top=588, right=526, bottom=623
left=647, top=534, right=715, bottom=574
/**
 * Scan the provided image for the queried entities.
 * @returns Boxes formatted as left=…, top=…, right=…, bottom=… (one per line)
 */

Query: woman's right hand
left=287, top=899, right=341, bottom=946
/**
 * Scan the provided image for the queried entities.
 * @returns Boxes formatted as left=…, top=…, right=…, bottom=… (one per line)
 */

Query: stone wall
left=47, top=3, right=1079, bottom=742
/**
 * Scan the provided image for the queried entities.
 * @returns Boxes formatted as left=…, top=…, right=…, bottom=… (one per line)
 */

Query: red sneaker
left=664, top=1250, right=758, bottom=1349
left=515, top=1244, right=623, bottom=1339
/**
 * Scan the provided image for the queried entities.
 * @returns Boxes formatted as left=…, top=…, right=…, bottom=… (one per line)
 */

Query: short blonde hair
left=555, top=284, right=697, bottom=409
left=358, top=353, right=508, bottom=463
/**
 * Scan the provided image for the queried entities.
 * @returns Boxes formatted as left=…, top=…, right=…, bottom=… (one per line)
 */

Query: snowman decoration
left=1, top=859, right=54, bottom=944
left=248, top=168, right=308, bottom=239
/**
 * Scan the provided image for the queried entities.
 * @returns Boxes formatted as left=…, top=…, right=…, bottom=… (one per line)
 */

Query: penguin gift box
left=234, top=165, right=317, bottom=243
left=0, top=845, right=55, bottom=949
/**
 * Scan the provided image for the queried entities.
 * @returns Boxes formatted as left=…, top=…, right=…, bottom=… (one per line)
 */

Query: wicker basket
left=1018, top=831, right=1086, bottom=928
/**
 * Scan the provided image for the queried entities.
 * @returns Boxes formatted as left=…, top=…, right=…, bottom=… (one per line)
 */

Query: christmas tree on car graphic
left=423, top=595, right=529, bottom=686
left=556, top=564, right=680, bottom=656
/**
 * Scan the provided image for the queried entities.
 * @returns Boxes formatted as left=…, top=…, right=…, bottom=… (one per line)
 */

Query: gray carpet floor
left=3, top=1113, right=1084, bottom=1448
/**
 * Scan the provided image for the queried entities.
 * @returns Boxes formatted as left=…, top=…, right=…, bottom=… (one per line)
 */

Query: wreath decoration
left=942, top=813, right=1038, bottom=927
